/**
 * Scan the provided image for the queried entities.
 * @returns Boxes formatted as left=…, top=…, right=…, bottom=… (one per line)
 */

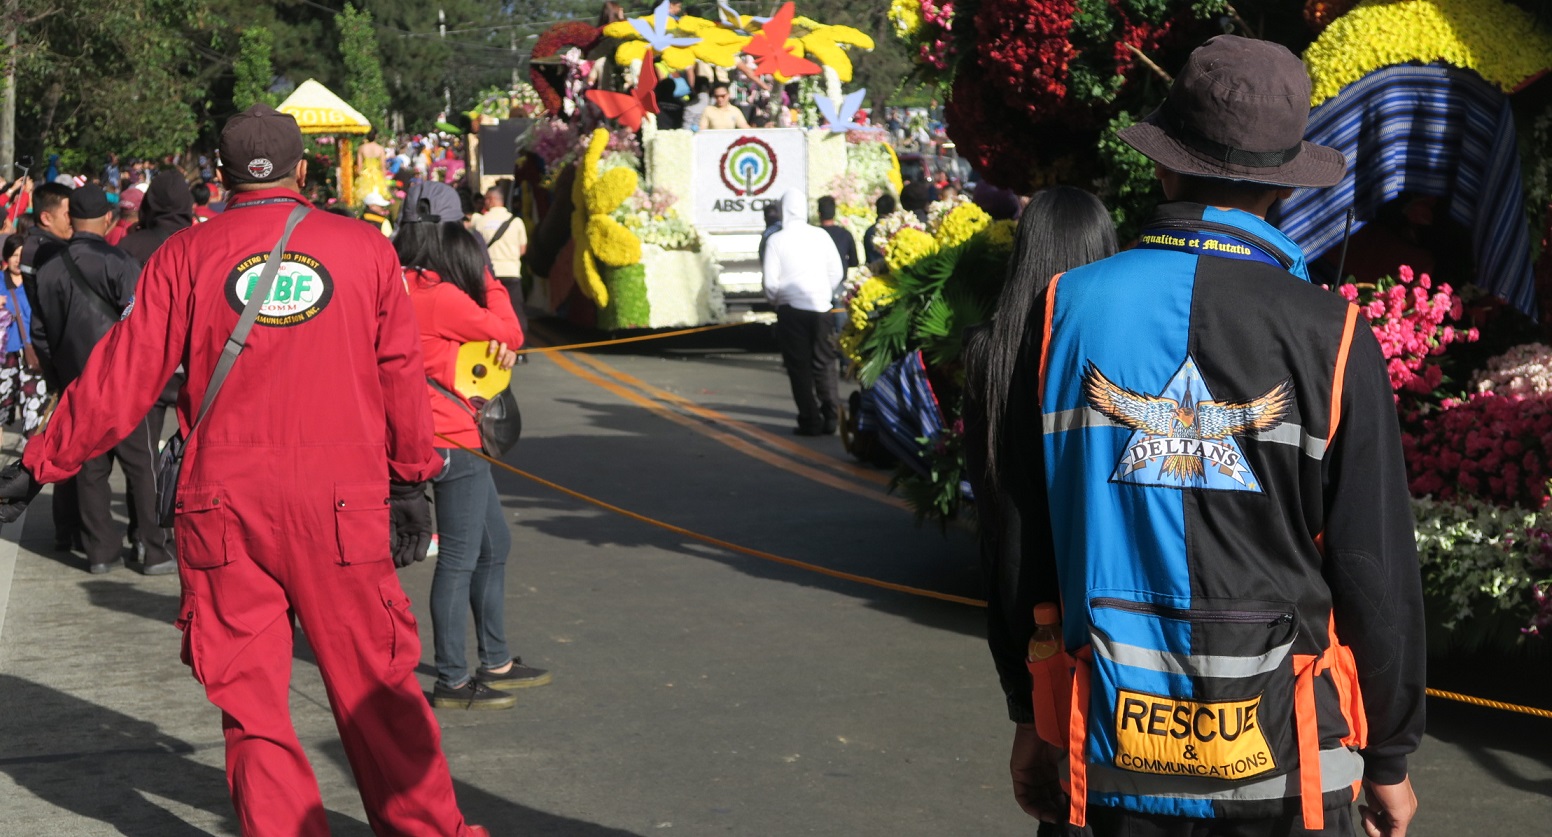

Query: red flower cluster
left=973, top=0, right=1078, bottom=122
left=529, top=22, right=600, bottom=117
left=1403, top=393, right=1552, bottom=507
left=1330, top=265, right=1478, bottom=401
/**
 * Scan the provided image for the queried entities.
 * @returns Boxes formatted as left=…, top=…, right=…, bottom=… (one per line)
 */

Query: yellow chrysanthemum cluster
left=934, top=202, right=992, bottom=249
left=600, top=12, right=874, bottom=80
left=841, top=275, right=900, bottom=366
left=888, top=0, right=924, bottom=39
left=885, top=227, right=938, bottom=273
left=572, top=129, right=642, bottom=307
left=1304, top=0, right=1552, bottom=106
left=982, top=219, right=1017, bottom=253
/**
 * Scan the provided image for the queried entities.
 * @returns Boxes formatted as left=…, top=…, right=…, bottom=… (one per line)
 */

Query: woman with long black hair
left=962, top=186, right=1116, bottom=830
left=397, top=189, right=539, bottom=710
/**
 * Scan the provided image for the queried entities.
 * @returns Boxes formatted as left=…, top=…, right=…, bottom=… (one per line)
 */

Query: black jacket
left=32, top=233, right=140, bottom=387
left=120, top=171, right=194, bottom=265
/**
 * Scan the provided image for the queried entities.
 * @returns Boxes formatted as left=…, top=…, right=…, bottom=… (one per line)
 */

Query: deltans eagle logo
left=1082, top=356, right=1293, bottom=492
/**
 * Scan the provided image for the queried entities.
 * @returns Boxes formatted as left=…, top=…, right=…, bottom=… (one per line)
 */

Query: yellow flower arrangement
left=934, top=202, right=992, bottom=249
left=982, top=218, right=1017, bottom=253
left=841, top=274, right=900, bottom=366
left=888, top=0, right=924, bottom=39
left=796, top=24, right=875, bottom=83
left=572, top=129, right=643, bottom=307
left=602, top=16, right=748, bottom=70
left=885, top=227, right=938, bottom=273
left=1304, top=0, right=1552, bottom=106
left=883, top=143, right=904, bottom=196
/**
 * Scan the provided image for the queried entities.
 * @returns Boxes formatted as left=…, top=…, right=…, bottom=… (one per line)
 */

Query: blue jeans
left=429, top=448, right=512, bottom=689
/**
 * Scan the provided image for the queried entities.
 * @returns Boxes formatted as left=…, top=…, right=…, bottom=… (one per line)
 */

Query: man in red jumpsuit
left=0, top=105, right=491, bottom=836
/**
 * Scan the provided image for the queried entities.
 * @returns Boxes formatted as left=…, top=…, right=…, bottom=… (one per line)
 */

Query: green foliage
left=337, top=4, right=391, bottom=132
left=232, top=28, right=277, bottom=111
left=599, top=263, right=651, bottom=330
left=890, top=422, right=967, bottom=525
left=1097, top=111, right=1163, bottom=242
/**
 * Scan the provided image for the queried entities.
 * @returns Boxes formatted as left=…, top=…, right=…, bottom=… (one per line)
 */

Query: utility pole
left=439, top=7, right=451, bottom=119
left=511, top=31, right=518, bottom=92
left=0, top=0, right=18, bottom=177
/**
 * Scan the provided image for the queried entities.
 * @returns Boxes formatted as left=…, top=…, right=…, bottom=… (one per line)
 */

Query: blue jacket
left=990, top=203, right=1425, bottom=825
left=3, top=281, right=32, bottom=354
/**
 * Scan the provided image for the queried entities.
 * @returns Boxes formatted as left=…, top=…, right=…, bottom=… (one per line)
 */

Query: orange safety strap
left=1292, top=654, right=1327, bottom=831
left=1327, top=305, right=1359, bottom=443
left=1066, top=649, right=1092, bottom=828
left=1037, top=273, right=1065, bottom=391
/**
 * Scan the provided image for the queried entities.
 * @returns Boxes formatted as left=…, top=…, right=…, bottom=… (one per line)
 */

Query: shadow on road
left=0, top=674, right=237, bottom=836
left=316, top=737, right=646, bottom=836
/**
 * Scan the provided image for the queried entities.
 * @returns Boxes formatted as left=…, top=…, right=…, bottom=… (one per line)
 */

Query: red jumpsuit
left=25, top=188, right=480, bottom=836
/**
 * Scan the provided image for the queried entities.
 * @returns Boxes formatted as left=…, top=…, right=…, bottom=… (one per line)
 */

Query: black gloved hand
left=0, top=460, right=43, bottom=525
left=389, top=481, right=433, bottom=568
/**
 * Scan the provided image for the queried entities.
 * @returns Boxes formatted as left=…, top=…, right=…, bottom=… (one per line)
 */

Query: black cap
left=68, top=184, right=111, bottom=219
left=219, top=103, right=305, bottom=184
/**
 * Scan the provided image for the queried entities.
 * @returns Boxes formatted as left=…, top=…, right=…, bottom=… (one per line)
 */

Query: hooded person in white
left=762, top=188, right=845, bottom=435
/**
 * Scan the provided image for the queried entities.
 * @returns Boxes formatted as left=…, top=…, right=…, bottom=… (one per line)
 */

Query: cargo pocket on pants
left=335, top=482, right=391, bottom=565
left=378, top=574, right=419, bottom=675
left=174, top=593, right=206, bottom=684
left=174, top=485, right=230, bottom=569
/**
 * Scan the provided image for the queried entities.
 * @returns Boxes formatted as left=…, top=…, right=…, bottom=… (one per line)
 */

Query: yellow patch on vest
left=1113, top=689, right=1276, bottom=780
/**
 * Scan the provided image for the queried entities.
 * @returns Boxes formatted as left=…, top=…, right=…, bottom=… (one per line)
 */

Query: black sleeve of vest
left=1320, top=325, right=1426, bottom=785
left=985, top=315, right=1060, bottom=723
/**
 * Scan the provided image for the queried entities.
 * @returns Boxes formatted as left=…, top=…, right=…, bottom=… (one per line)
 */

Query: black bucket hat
left=1118, top=35, right=1346, bottom=189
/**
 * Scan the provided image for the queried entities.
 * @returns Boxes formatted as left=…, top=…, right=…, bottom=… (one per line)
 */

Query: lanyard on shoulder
left=1134, top=218, right=1293, bottom=271
left=228, top=195, right=307, bottom=210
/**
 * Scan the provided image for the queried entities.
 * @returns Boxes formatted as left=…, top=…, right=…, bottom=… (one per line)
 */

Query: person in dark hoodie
left=119, top=171, right=193, bottom=552
left=119, top=170, right=194, bottom=265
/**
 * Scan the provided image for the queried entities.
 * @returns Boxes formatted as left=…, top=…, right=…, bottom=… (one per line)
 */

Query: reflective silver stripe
left=1091, top=630, right=1294, bottom=679
left=1076, top=746, right=1365, bottom=801
left=1043, top=407, right=1120, bottom=434
left=1253, top=423, right=1328, bottom=459
left=1044, top=408, right=1327, bottom=459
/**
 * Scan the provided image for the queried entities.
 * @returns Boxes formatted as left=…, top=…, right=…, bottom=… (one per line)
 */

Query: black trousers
left=773, top=305, right=840, bottom=430
left=77, top=415, right=171, bottom=568
left=497, top=276, right=531, bottom=336
left=1069, top=806, right=1357, bottom=837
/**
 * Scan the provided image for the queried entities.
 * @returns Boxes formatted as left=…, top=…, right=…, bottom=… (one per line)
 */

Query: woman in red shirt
left=401, top=215, right=544, bottom=710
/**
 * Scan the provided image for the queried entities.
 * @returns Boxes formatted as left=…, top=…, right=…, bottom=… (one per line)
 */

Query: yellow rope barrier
left=514, top=321, right=755, bottom=355
left=438, top=434, right=984, bottom=608
left=1424, top=687, right=1552, bottom=719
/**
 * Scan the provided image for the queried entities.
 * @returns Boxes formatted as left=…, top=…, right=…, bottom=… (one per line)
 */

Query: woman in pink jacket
left=401, top=216, right=545, bottom=710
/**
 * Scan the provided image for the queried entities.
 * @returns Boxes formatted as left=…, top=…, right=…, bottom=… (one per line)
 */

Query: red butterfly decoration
left=744, top=2, right=820, bottom=79
left=586, top=50, right=661, bottom=131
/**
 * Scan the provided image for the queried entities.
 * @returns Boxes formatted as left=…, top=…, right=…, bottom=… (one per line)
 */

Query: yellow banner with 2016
left=1113, top=689, right=1277, bottom=780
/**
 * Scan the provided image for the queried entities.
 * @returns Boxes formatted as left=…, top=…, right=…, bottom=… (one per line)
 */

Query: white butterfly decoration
left=815, top=88, right=880, bottom=133
left=716, top=0, right=770, bottom=33
left=631, top=0, right=701, bottom=51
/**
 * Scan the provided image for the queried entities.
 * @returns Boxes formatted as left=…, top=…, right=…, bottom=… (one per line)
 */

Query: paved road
left=0, top=324, right=1547, bottom=835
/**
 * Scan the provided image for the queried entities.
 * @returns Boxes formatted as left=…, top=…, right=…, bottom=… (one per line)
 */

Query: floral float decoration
left=586, top=49, right=661, bottom=131
left=571, top=128, right=642, bottom=308
left=815, top=88, right=879, bottom=133
left=743, top=3, right=821, bottom=80
left=1303, top=0, right=1552, bottom=106
left=529, top=22, right=601, bottom=117
left=603, top=1, right=738, bottom=70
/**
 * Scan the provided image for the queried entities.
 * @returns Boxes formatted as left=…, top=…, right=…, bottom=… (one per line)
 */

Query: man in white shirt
left=472, top=179, right=529, bottom=329
left=761, top=188, right=844, bottom=435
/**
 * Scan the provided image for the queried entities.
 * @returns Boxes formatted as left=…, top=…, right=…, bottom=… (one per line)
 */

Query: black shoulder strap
left=489, top=215, right=517, bottom=247
left=427, top=375, right=477, bottom=419
left=188, top=204, right=310, bottom=433
left=58, top=248, right=124, bottom=322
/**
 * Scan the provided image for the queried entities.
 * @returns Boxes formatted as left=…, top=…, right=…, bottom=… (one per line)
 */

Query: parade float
left=849, top=0, right=1552, bottom=653
left=514, top=2, right=898, bottom=330
left=277, top=79, right=375, bottom=204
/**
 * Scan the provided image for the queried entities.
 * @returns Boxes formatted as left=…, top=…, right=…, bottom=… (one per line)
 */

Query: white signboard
left=692, top=128, right=808, bottom=231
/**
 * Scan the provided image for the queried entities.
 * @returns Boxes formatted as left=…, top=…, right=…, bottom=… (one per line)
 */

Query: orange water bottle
left=1027, top=602, right=1062, bottom=662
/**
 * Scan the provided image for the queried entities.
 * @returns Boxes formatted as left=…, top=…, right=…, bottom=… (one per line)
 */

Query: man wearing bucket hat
left=0, top=104, right=491, bottom=836
left=986, top=37, right=1425, bottom=837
